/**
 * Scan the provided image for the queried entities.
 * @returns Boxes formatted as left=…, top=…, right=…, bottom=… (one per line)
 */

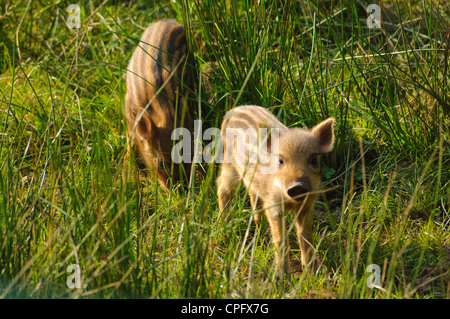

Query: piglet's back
left=126, top=20, right=192, bottom=131
left=127, top=20, right=188, bottom=102
left=221, top=105, right=287, bottom=133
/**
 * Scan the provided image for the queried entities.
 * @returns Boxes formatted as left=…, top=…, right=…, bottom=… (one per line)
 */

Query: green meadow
left=0, top=0, right=448, bottom=298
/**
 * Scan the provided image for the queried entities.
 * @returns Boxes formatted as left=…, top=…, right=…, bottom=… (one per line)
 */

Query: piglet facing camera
left=216, top=105, right=335, bottom=274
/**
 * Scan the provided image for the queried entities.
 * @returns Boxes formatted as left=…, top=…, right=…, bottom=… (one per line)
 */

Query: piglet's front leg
left=264, top=206, right=291, bottom=274
left=295, top=201, right=319, bottom=272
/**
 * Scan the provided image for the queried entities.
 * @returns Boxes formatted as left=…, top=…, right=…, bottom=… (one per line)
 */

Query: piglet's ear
left=311, top=118, right=335, bottom=153
left=137, top=112, right=156, bottom=140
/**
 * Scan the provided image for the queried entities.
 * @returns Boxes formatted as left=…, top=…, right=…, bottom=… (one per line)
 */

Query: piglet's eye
left=309, top=154, right=321, bottom=169
left=279, top=156, right=285, bottom=166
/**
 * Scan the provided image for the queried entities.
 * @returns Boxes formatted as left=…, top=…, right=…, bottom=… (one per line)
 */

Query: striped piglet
left=125, top=20, right=195, bottom=189
left=216, top=105, right=335, bottom=274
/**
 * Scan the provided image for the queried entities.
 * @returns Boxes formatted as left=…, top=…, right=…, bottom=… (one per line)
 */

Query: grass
left=0, top=0, right=449, bottom=298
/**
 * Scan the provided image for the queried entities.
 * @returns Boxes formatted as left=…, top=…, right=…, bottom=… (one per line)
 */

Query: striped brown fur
left=217, top=105, right=335, bottom=274
left=125, top=20, right=195, bottom=189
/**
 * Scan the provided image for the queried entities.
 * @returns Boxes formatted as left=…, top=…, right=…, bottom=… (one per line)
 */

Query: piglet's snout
left=287, top=179, right=310, bottom=199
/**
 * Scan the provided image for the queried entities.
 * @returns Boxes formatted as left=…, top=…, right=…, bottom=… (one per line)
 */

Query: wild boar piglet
left=217, top=105, right=335, bottom=273
left=125, top=19, right=195, bottom=189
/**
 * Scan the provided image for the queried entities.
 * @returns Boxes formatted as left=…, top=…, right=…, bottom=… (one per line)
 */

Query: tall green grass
left=0, top=0, right=448, bottom=298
